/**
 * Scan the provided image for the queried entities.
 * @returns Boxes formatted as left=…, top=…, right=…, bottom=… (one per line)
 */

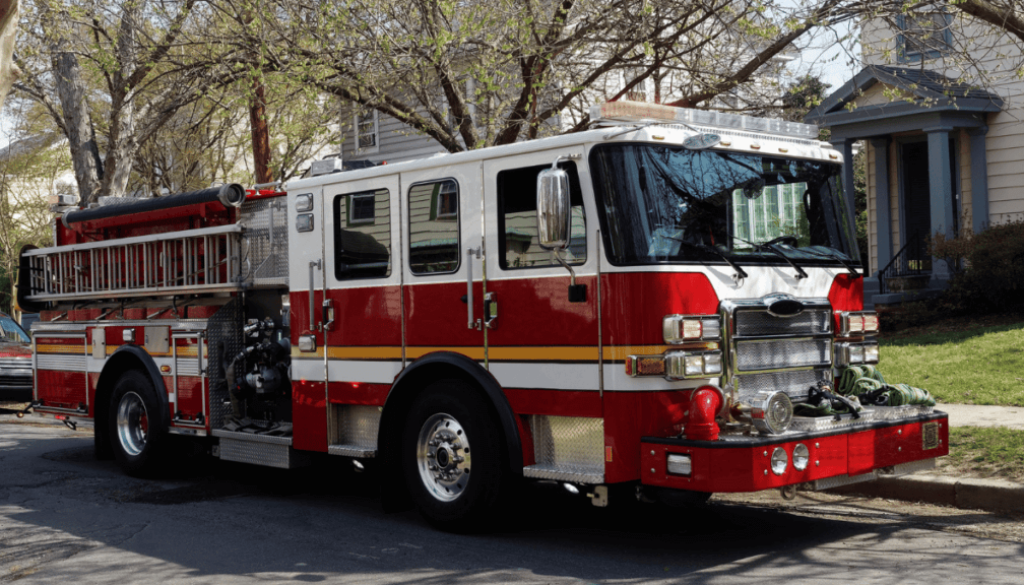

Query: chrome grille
left=734, top=369, right=828, bottom=402
left=735, top=338, right=831, bottom=372
left=734, top=309, right=831, bottom=337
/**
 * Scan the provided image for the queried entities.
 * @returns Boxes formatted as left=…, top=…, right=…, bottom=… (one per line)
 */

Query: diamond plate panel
left=789, top=409, right=877, bottom=431
left=887, top=457, right=937, bottom=476
left=218, top=437, right=309, bottom=469
left=734, top=309, right=831, bottom=337
left=870, top=405, right=935, bottom=420
left=735, top=338, right=831, bottom=371
left=330, top=405, right=381, bottom=451
left=527, top=415, right=604, bottom=483
left=734, top=369, right=829, bottom=403
left=812, top=471, right=877, bottom=491
left=207, top=300, right=242, bottom=428
left=240, top=197, right=289, bottom=287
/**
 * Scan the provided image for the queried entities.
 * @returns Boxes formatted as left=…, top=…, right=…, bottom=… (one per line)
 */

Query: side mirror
left=536, top=166, right=571, bottom=250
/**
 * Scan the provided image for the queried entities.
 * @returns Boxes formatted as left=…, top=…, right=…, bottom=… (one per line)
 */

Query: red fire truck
left=19, top=101, right=947, bottom=530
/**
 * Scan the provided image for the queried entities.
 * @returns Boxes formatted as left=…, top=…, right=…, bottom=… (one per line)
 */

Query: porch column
left=924, top=126, right=956, bottom=282
left=830, top=139, right=856, bottom=224
left=968, top=126, right=990, bottom=234
left=870, top=138, right=892, bottom=275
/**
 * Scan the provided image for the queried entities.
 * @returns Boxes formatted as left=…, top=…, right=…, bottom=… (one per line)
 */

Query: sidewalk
left=833, top=402, right=1024, bottom=514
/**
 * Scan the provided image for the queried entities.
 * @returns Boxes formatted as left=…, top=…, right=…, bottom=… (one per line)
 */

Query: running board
left=212, top=429, right=311, bottom=469
left=327, top=444, right=377, bottom=458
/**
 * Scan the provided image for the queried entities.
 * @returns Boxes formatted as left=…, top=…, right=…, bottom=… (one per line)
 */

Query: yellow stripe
left=36, top=344, right=86, bottom=354
left=286, top=343, right=719, bottom=363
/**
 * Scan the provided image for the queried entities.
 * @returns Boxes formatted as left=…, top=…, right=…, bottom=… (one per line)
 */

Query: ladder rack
left=23, top=224, right=244, bottom=302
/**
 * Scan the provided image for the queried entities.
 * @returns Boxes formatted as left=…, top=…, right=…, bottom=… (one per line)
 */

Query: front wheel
left=401, top=380, right=508, bottom=532
left=108, top=370, right=167, bottom=477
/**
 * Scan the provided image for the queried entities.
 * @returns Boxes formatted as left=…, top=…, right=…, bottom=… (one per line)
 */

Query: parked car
left=0, top=311, right=32, bottom=402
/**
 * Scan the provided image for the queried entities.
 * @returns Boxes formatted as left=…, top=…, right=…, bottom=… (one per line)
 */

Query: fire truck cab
left=21, top=101, right=947, bottom=530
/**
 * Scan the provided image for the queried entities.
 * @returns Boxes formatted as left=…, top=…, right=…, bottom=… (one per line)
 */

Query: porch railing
left=877, top=232, right=931, bottom=295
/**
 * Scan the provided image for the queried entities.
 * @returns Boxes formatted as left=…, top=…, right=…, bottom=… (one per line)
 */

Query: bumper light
left=793, top=443, right=810, bottom=470
left=666, top=453, right=692, bottom=476
left=665, top=350, right=724, bottom=380
left=770, top=447, right=789, bottom=475
left=663, top=315, right=721, bottom=343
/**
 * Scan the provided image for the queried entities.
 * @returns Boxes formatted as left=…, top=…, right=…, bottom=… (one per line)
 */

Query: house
left=805, top=8, right=1022, bottom=307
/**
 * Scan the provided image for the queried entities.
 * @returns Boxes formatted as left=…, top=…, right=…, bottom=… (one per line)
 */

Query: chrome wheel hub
left=116, top=391, right=148, bottom=457
left=416, top=413, right=471, bottom=502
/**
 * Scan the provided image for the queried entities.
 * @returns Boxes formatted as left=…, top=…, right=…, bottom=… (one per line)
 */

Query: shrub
left=934, top=218, right=1024, bottom=313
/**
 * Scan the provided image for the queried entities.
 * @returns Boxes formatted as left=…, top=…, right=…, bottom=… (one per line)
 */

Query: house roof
left=805, top=65, right=1003, bottom=128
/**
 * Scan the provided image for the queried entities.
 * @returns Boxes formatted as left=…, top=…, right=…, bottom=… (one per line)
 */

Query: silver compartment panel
left=524, top=415, right=604, bottom=484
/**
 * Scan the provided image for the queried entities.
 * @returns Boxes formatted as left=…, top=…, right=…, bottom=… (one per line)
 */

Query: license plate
left=922, top=422, right=939, bottom=450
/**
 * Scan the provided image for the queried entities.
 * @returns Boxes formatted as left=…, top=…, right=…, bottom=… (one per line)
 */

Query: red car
left=0, top=312, right=32, bottom=402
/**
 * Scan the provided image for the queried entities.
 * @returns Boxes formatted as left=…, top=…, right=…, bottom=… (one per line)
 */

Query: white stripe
left=327, top=360, right=402, bottom=384
left=603, top=364, right=714, bottom=392
left=292, top=358, right=325, bottom=382
left=489, top=362, right=598, bottom=391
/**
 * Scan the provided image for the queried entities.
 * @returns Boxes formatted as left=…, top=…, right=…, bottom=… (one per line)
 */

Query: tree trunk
left=250, top=78, right=273, bottom=184
left=51, top=50, right=102, bottom=205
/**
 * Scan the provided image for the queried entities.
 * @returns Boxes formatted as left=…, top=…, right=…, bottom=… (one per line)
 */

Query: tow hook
left=63, top=418, right=78, bottom=431
left=780, top=485, right=798, bottom=500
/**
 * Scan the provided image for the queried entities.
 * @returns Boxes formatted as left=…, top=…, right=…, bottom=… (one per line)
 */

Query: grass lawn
left=938, top=427, right=1024, bottom=482
left=879, top=321, right=1024, bottom=406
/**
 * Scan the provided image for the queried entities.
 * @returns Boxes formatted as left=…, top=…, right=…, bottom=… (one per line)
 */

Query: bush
left=932, top=218, right=1024, bottom=313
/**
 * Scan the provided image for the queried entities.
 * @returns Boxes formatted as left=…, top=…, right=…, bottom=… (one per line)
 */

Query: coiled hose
left=836, top=365, right=936, bottom=407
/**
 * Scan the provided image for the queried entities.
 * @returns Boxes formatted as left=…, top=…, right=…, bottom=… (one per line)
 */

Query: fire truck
left=19, top=101, right=947, bottom=530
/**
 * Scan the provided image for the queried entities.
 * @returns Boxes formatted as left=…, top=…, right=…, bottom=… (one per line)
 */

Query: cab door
left=288, top=186, right=327, bottom=452
left=481, top=147, right=600, bottom=409
left=322, top=175, right=401, bottom=455
left=402, top=163, right=485, bottom=365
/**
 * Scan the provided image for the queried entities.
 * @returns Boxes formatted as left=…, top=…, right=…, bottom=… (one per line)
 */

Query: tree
left=12, top=1, right=248, bottom=205
left=241, top=0, right=850, bottom=154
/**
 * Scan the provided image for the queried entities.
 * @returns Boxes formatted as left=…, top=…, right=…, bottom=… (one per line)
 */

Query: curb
left=830, top=474, right=1024, bottom=514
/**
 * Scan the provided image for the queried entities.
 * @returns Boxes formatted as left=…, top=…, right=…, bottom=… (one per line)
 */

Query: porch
left=806, top=66, right=1003, bottom=307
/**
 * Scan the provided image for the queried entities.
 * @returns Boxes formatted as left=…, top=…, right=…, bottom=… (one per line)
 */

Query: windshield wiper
left=666, top=237, right=749, bottom=280
left=791, top=246, right=862, bottom=279
left=734, top=237, right=808, bottom=280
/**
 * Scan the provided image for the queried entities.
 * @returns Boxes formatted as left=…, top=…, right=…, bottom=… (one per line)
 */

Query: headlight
left=836, top=341, right=880, bottom=366
left=663, top=315, right=722, bottom=343
left=793, top=443, right=810, bottom=470
left=750, top=390, right=793, bottom=434
left=665, top=350, right=724, bottom=380
left=770, top=447, right=788, bottom=475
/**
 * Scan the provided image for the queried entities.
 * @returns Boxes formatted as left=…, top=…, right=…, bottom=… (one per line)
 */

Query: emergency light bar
left=590, top=101, right=820, bottom=141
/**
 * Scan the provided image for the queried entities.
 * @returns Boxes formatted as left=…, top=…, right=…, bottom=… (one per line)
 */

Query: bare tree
left=239, top=0, right=848, bottom=154
left=12, top=1, right=248, bottom=205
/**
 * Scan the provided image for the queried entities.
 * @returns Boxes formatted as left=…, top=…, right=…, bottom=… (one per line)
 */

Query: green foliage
left=930, top=219, right=1024, bottom=314
left=880, top=321, right=1024, bottom=406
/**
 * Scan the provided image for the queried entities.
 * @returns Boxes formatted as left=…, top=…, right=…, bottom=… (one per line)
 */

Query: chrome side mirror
left=536, top=165, right=571, bottom=250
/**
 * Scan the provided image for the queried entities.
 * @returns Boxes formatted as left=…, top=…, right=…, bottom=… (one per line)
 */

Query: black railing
left=878, top=232, right=932, bottom=295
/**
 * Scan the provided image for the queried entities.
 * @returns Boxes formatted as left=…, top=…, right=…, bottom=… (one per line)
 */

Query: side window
left=497, top=163, right=586, bottom=270
left=409, top=179, right=460, bottom=274
left=897, top=10, right=951, bottom=63
left=354, top=107, right=379, bottom=154
left=333, top=189, right=391, bottom=280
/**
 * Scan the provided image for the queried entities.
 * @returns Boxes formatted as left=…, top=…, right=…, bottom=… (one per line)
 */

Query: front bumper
left=641, top=411, right=948, bottom=493
left=0, top=370, right=33, bottom=402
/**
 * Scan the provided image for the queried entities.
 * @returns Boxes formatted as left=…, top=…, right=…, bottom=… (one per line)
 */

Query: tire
left=401, top=380, right=508, bottom=532
left=108, top=370, right=167, bottom=477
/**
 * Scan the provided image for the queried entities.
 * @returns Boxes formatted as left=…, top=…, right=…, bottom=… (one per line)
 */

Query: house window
left=354, top=107, right=379, bottom=153
left=497, top=163, right=587, bottom=270
left=349, top=193, right=375, bottom=224
left=409, top=179, right=460, bottom=274
left=333, top=189, right=391, bottom=280
left=898, top=10, right=952, bottom=62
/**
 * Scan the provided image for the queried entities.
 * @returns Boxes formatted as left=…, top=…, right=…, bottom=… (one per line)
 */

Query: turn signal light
left=667, top=453, right=692, bottom=476
left=840, top=311, right=880, bottom=336
left=835, top=341, right=880, bottom=366
left=665, top=350, right=724, bottom=380
left=664, top=315, right=722, bottom=343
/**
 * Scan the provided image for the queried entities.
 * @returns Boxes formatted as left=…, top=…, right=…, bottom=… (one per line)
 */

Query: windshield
left=0, top=315, right=30, bottom=342
left=589, top=144, right=860, bottom=268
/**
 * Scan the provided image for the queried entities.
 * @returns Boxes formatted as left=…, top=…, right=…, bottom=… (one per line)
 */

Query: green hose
left=834, top=366, right=936, bottom=407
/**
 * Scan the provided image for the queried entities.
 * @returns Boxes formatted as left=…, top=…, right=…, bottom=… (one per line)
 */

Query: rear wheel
left=401, top=380, right=507, bottom=532
left=108, top=370, right=166, bottom=476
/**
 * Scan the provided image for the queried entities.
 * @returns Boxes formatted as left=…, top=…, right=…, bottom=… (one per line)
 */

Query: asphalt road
left=2, top=419, right=1023, bottom=584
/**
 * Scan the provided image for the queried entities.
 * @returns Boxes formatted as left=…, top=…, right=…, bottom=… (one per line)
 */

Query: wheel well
left=94, top=348, right=169, bottom=441
left=377, top=353, right=523, bottom=511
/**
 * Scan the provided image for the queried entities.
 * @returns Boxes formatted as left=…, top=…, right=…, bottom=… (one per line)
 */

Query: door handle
left=309, top=259, right=321, bottom=331
left=323, top=299, right=335, bottom=331
left=466, top=247, right=481, bottom=330
left=484, top=292, right=497, bottom=330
